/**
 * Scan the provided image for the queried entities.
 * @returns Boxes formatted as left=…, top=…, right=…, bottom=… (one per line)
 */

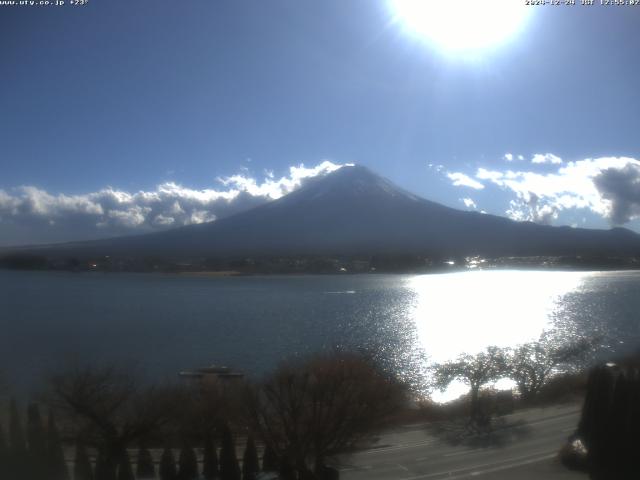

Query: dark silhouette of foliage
left=27, top=403, right=47, bottom=479
left=433, top=346, right=506, bottom=424
left=49, top=366, right=178, bottom=479
left=219, top=424, right=241, bottom=480
left=0, top=253, right=47, bottom=270
left=9, top=399, right=27, bottom=480
left=136, top=445, right=156, bottom=479
left=47, top=411, right=69, bottom=480
left=9, top=399, right=26, bottom=456
left=0, top=420, right=8, bottom=478
left=246, top=352, right=407, bottom=474
left=94, top=447, right=117, bottom=480
left=116, top=450, right=135, bottom=480
left=315, top=463, right=340, bottom=480
left=74, top=441, right=94, bottom=480
left=159, top=447, right=178, bottom=480
left=278, top=454, right=295, bottom=480
left=202, top=434, right=219, bottom=480
left=178, top=444, right=198, bottom=480
left=506, top=331, right=595, bottom=402
left=242, top=434, right=259, bottom=480
left=177, top=379, right=247, bottom=445
left=574, top=359, right=640, bottom=479
left=261, top=444, right=277, bottom=472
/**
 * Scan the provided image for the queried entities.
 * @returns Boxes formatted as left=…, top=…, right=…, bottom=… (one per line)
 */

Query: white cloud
left=446, top=172, right=485, bottom=190
left=0, top=160, right=344, bottom=246
left=503, top=153, right=524, bottom=162
left=476, top=168, right=506, bottom=183
left=218, top=160, right=342, bottom=199
left=461, top=198, right=477, bottom=209
left=471, top=156, right=640, bottom=225
left=531, top=153, right=563, bottom=165
left=505, top=194, right=558, bottom=225
left=103, top=207, right=149, bottom=228
left=153, top=214, right=175, bottom=226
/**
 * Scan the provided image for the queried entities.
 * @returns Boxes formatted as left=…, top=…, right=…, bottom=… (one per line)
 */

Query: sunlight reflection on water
left=407, top=270, right=592, bottom=402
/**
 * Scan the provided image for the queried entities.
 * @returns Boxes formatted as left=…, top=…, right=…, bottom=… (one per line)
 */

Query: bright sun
left=389, top=0, right=532, bottom=52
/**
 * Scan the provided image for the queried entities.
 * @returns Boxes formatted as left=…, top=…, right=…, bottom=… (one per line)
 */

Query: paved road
left=339, top=404, right=587, bottom=480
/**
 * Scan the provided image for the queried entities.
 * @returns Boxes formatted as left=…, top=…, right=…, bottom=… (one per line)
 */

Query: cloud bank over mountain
left=447, top=155, right=640, bottom=226
left=4, top=153, right=640, bottom=248
left=446, top=172, right=485, bottom=190
left=0, top=161, right=342, bottom=246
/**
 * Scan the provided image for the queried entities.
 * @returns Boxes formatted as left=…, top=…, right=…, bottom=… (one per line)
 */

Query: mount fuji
left=9, top=165, right=640, bottom=259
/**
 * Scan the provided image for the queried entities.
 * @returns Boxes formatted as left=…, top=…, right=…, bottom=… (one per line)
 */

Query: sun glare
left=408, top=270, right=589, bottom=402
left=390, top=0, right=532, bottom=52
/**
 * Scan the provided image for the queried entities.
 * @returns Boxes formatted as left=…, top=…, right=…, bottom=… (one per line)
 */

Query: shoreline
left=176, top=270, right=244, bottom=277
left=3, top=264, right=640, bottom=277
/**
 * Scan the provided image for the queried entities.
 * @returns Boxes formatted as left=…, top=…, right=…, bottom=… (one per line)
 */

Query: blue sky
left=2, top=0, right=640, bottom=245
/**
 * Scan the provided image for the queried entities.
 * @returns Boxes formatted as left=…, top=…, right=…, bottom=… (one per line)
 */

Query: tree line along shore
left=3, top=251, right=640, bottom=275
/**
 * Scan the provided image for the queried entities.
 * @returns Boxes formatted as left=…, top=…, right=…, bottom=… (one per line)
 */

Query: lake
left=1, top=269, right=639, bottom=398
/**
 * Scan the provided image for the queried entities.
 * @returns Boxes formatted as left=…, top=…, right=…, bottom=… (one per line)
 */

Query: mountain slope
left=13, top=165, right=640, bottom=258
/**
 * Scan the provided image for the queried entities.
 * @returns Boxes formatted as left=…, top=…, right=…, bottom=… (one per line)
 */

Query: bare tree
left=432, top=346, right=507, bottom=424
left=505, top=331, right=596, bottom=402
left=245, top=352, right=407, bottom=476
left=174, top=378, right=246, bottom=443
left=48, top=365, right=179, bottom=480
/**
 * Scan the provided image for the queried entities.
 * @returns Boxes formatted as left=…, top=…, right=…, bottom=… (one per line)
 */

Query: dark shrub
left=261, top=445, right=277, bottom=473
left=46, top=411, right=69, bottom=480
left=278, top=455, right=295, bottom=480
left=242, top=434, right=259, bottom=480
left=178, top=444, right=198, bottom=480
left=220, top=425, right=240, bottom=480
left=202, top=434, right=219, bottom=480
left=575, top=358, right=640, bottom=479
left=136, top=445, right=155, bottom=479
left=74, top=442, right=94, bottom=480
left=27, top=403, right=47, bottom=478
left=116, top=450, right=135, bottom=480
left=159, top=447, right=178, bottom=480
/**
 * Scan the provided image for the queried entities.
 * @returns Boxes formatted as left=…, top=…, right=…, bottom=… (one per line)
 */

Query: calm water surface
left=1, top=269, right=639, bottom=396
